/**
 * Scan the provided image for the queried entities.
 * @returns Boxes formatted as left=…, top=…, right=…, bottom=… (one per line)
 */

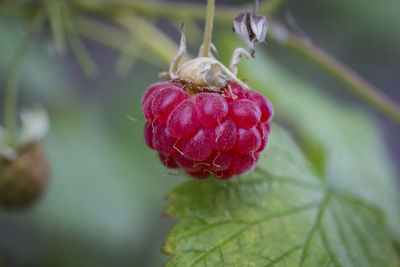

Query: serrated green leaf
left=238, top=51, right=400, bottom=242
left=163, top=127, right=398, bottom=266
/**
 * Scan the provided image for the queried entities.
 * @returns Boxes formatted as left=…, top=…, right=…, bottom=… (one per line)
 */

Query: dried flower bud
left=0, top=142, right=49, bottom=210
left=232, top=12, right=268, bottom=57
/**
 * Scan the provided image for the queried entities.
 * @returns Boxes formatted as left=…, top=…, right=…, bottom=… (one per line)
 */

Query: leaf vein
left=264, top=245, right=302, bottom=267
left=319, top=226, right=342, bottom=267
left=298, top=192, right=331, bottom=266
left=189, top=202, right=319, bottom=266
left=329, top=200, right=357, bottom=267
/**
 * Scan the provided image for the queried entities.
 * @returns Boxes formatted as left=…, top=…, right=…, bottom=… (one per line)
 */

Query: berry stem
left=3, top=7, right=46, bottom=146
left=270, top=23, right=400, bottom=124
left=200, top=0, right=215, bottom=57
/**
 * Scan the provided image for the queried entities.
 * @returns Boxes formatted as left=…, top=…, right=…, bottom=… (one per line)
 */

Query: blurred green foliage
left=0, top=0, right=399, bottom=266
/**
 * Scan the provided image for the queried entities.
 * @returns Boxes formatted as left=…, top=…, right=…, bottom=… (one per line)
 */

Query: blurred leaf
left=115, top=34, right=143, bottom=76
left=27, top=72, right=184, bottom=265
left=163, top=127, right=398, bottom=266
left=239, top=50, right=400, bottom=242
left=313, top=0, right=400, bottom=44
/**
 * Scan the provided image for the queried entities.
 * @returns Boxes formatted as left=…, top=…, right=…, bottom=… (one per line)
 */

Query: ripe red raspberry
left=142, top=82, right=273, bottom=180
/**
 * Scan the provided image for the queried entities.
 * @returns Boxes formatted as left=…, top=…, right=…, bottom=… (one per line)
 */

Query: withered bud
left=232, top=12, right=268, bottom=57
left=0, top=142, right=50, bottom=210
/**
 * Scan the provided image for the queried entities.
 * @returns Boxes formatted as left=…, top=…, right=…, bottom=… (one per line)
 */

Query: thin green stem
left=3, top=7, right=46, bottom=145
left=269, top=24, right=400, bottom=123
left=74, top=0, right=282, bottom=21
left=200, top=0, right=215, bottom=57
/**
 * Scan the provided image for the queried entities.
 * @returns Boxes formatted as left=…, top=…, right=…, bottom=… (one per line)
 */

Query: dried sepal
left=177, top=57, right=250, bottom=91
left=177, top=57, right=226, bottom=91
left=169, top=24, right=187, bottom=80
left=229, top=48, right=251, bottom=76
left=163, top=27, right=250, bottom=92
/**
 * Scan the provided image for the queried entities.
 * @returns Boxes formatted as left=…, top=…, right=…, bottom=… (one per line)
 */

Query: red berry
left=224, top=83, right=249, bottom=101
left=256, top=123, right=269, bottom=152
left=142, top=82, right=178, bottom=120
left=178, top=128, right=212, bottom=161
left=142, top=82, right=170, bottom=107
left=263, top=122, right=271, bottom=134
left=174, top=154, right=201, bottom=172
left=152, top=123, right=178, bottom=156
left=143, top=121, right=155, bottom=149
left=208, top=152, right=232, bottom=172
left=167, top=99, right=200, bottom=138
left=208, top=118, right=237, bottom=151
left=159, top=153, right=178, bottom=168
left=228, top=99, right=261, bottom=128
left=248, top=91, right=274, bottom=122
left=186, top=169, right=209, bottom=180
left=195, top=93, right=228, bottom=127
left=234, top=127, right=261, bottom=154
left=142, top=81, right=273, bottom=180
left=230, top=153, right=257, bottom=175
left=152, top=86, right=187, bottom=122
left=143, top=96, right=155, bottom=121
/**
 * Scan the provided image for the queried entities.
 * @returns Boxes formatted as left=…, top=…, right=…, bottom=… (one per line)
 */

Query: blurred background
left=0, top=0, right=399, bottom=266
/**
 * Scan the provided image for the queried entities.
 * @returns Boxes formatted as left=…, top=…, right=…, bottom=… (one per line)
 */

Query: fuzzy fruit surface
left=142, top=82, right=273, bottom=180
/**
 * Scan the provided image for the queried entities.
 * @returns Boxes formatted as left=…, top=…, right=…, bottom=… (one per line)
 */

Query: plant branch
left=74, top=0, right=282, bottom=21
left=269, top=23, right=400, bottom=123
left=73, top=0, right=400, bottom=123
left=3, top=7, right=46, bottom=145
left=200, top=0, right=215, bottom=57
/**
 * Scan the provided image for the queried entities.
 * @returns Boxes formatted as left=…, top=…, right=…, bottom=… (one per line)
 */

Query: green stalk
left=3, top=7, right=46, bottom=145
left=269, top=24, right=400, bottom=124
left=200, top=0, right=215, bottom=57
